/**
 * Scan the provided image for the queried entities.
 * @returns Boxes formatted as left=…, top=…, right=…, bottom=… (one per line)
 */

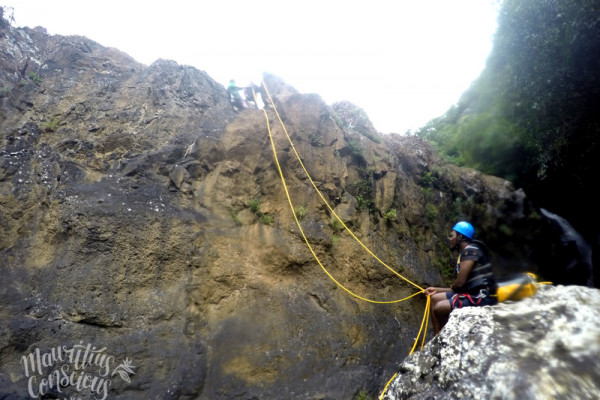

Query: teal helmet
left=453, top=221, right=474, bottom=239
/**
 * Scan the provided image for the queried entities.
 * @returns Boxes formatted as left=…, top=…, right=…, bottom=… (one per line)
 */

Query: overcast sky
left=6, top=0, right=500, bottom=134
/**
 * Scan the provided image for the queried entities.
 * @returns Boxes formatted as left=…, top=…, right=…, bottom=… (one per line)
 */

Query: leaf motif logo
left=118, top=370, right=131, bottom=383
left=111, top=358, right=136, bottom=383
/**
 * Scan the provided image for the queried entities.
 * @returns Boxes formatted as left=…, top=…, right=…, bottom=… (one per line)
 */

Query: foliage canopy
left=416, top=0, right=600, bottom=218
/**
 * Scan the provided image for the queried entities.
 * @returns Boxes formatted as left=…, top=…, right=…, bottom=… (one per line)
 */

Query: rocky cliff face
left=1, top=18, right=552, bottom=399
left=383, top=285, right=600, bottom=400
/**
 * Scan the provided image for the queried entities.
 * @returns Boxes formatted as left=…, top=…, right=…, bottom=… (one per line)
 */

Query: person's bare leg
left=431, top=308, right=441, bottom=335
left=432, top=299, right=452, bottom=335
left=429, top=293, right=449, bottom=335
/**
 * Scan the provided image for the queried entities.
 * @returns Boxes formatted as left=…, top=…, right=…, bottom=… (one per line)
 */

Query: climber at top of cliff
left=227, top=79, right=248, bottom=110
left=424, top=221, right=498, bottom=335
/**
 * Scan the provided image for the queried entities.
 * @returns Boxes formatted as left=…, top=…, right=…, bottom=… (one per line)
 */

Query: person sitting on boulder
left=227, top=79, right=248, bottom=110
left=424, top=221, right=498, bottom=335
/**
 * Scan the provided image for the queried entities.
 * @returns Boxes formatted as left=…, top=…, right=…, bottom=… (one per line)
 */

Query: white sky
left=5, top=0, right=499, bottom=134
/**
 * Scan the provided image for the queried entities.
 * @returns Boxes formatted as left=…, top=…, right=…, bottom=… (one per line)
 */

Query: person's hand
left=424, top=287, right=438, bottom=296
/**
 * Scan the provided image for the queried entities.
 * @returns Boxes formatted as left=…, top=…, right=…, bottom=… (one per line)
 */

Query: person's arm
left=424, top=287, right=452, bottom=296
left=451, top=259, right=474, bottom=291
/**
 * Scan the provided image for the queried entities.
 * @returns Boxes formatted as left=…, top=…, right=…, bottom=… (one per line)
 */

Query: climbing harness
left=257, top=82, right=430, bottom=400
left=451, top=292, right=483, bottom=309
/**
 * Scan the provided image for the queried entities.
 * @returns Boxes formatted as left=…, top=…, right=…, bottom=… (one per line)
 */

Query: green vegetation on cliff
left=416, top=0, right=600, bottom=233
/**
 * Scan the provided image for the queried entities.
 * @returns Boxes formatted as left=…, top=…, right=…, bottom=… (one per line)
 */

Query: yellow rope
left=528, top=272, right=553, bottom=286
left=420, top=296, right=431, bottom=350
left=261, top=81, right=424, bottom=292
left=261, top=108, right=421, bottom=304
left=257, top=82, right=431, bottom=398
left=410, top=296, right=430, bottom=354
left=378, top=297, right=430, bottom=400
left=379, top=372, right=398, bottom=400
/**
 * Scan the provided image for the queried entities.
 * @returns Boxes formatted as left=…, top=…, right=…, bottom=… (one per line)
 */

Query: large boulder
left=383, top=285, right=600, bottom=400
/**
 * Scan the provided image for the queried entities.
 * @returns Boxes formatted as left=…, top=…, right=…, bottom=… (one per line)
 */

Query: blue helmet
left=453, top=221, right=474, bottom=239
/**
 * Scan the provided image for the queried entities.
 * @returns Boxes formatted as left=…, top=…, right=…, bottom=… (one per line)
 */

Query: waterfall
left=540, top=208, right=594, bottom=287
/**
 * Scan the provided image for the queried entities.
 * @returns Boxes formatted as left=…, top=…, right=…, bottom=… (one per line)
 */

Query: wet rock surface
left=383, top=285, right=600, bottom=400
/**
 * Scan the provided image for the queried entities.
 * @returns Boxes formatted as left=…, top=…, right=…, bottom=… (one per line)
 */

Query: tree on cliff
left=0, top=6, right=15, bottom=31
left=415, top=0, right=600, bottom=234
